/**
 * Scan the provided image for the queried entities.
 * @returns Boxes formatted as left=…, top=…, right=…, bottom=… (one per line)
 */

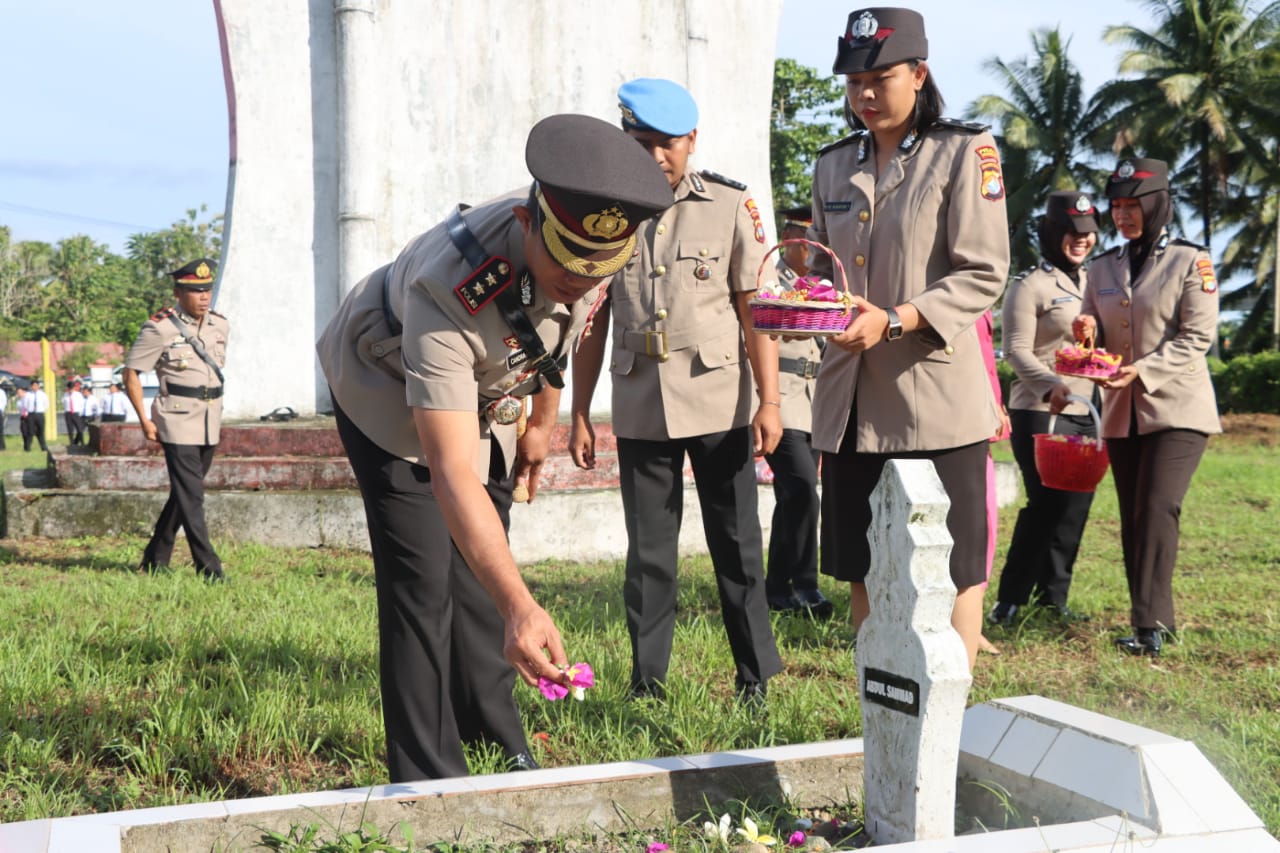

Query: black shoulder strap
left=445, top=206, right=564, bottom=389
left=167, top=313, right=225, bottom=385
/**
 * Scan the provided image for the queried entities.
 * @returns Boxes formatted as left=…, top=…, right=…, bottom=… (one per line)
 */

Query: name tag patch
left=1098, top=288, right=1120, bottom=296
left=1051, top=296, right=1077, bottom=305
left=824, top=201, right=852, bottom=212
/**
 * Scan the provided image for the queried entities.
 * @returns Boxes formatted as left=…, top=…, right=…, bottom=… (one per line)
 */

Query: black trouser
left=821, top=437, right=989, bottom=589
left=334, top=402, right=528, bottom=782
left=763, top=428, right=821, bottom=597
left=996, top=409, right=1096, bottom=609
left=141, top=443, right=221, bottom=576
left=1107, top=428, right=1207, bottom=631
left=0, top=410, right=6, bottom=450
left=617, top=428, right=783, bottom=692
left=65, top=411, right=86, bottom=445
left=26, top=412, right=47, bottom=451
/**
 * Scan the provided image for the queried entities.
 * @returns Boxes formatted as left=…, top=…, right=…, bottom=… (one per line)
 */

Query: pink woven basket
left=750, top=238, right=853, bottom=337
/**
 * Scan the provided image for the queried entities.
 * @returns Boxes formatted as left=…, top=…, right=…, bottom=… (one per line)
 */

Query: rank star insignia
left=454, top=255, right=514, bottom=315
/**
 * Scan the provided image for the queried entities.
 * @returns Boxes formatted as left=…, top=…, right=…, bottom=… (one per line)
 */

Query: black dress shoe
left=735, top=678, right=768, bottom=712
left=1115, top=627, right=1162, bottom=657
left=1055, top=605, right=1091, bottom=622
left=626, top=681, right=666, bottom=702
left=201, top=566, right=228, bottom=583
left=794, top=588, right=835, bottom=621
left=505, top=751, right=540, bottom=771
left=987, top=602, right=1020, bottom=625
left=767, top=592, right=800, bottom=613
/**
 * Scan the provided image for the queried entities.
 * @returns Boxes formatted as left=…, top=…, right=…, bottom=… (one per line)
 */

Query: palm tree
left=968, top=29, right=1110, bottom=272
left=1091, top=0, right=1280, bottom=246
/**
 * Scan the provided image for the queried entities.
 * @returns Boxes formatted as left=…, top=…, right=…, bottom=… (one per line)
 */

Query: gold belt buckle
left=644, top=330, right=669, bottom=361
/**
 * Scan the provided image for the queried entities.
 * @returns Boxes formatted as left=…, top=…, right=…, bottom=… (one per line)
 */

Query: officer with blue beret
left=317, top=114, right=673, bottom=781
left=571, top=78, right=784, bottom=707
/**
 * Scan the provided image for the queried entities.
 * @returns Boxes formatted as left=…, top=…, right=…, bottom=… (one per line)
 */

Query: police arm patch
left=454, top=256, right=514, bottom=315
left=1196, top=258, right=1218, bottom=293
left=975, top=145, right=1005, bottom=202
left=744, top=196, right=766, bottom=244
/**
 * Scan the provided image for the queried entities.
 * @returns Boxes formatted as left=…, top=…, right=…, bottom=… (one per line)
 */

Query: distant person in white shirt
left=26, top=380, right=49, bottom=452
left=81, top=386, right=101, bottom=424
left=63, top=380, right=86, bottom=446
left=102, top=382, right=129, bottom=423
left=0, top=383, right=8, bottom=451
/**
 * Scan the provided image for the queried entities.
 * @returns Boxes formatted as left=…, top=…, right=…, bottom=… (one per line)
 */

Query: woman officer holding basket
left=807, top=7, right=1010, bottom=671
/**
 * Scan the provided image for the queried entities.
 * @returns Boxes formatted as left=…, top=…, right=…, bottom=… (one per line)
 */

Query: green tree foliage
left=770, top=59, right=845, bottom=213
left=968, top=29, right=1110, bottom=273
left=1092, top=0, right=1280, bottom=245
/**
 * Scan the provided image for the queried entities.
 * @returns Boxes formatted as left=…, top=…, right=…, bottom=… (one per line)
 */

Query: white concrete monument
left=857, top=459, right=973, bottom=844
left=209, top=0, right=783, bottom=419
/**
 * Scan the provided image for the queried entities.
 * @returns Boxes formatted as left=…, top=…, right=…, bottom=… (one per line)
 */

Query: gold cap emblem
left=583, top=205, right=629, bottom=240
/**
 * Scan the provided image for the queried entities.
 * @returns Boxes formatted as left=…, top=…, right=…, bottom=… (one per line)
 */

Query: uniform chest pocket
left=676, top=241, right=727, bottom=291
left=160, top=344, right=197, bottom=372
left=210, top=334, right=227, bottom=364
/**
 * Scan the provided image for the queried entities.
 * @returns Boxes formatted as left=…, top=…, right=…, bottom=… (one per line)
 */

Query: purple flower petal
left=537, top=678, right=568, bottom=701
left=787, top=830, right=807, bottom=847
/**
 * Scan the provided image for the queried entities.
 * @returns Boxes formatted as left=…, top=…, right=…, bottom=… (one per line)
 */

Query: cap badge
left=195, top=261, right=212, bottom=279
left=583, top=205, right=629, bottom=240
left=1117, top=161, right=1136, bottom=180
left=620, top=104, right=638, bottom=126
left=851, top=11, right=879, bottom=40
left=1075, top=195, right=1094, bottom=213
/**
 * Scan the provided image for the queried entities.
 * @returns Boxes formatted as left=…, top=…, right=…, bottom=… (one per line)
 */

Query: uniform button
left=1121, top=299, right=1130, bottom=307
left=658, top=353, right=670, bottom=363
left=855, top=254, right=866, bottom=267
left=655, top=265, right=667, bottom=275
left=656, top=308, right=668, bottom=320
left=944, top=345, right=954, bottom=355
left=699, top=248, right=709, bottom=257
left=610, top=360, right=617, bottom=369
left=724, top=353, right=733, bottom=360
left=371, top=344, right=384, bottom=356
left=1122, top=320, right=1130, bottom=328
left=858, top=210, right=870, bottom=222
left=657, top=224, right=666, bottom=235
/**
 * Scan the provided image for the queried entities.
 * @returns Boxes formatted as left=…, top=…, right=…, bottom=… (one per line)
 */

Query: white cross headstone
left=857, top=459, right=973, bottom=844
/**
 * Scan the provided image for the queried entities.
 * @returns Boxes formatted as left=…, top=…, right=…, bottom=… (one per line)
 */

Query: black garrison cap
left=834, top=7, right=928, bottom=74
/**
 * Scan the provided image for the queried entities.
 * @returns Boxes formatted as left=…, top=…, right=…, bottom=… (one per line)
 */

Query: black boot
left=505, top=751, right=540, bottom=771
left=1115, top=627, right=1162, bottom=657
left=794, top=588, right=835, bottom=621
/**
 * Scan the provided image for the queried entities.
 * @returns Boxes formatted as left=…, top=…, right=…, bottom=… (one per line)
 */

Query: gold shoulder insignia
left=454, top=256, right=514, bottom=315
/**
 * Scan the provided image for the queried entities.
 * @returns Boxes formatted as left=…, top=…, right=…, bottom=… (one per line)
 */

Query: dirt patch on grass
left=1220, top=413, right=1279, bottom=447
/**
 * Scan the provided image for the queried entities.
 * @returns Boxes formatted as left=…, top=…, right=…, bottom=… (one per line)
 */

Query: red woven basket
left=750, top=238, right=853, bottom=337
left=1034, top=395, right=1109, bottom=493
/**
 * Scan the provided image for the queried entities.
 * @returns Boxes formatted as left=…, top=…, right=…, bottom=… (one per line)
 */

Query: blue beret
left=618, top=78, right=698, bottom=136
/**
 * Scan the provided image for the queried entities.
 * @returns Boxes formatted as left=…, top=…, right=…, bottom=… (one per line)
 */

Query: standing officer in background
left=317, top=114, right=673, bottom=782
left=102, top=383, right=130, bottom=422
left=63, top=380, right=86, bottom=445
left=123, top=259, right=230, bottom=582
left=763, top=207, right=832, bottom=619
left=25, top=380, right=49, bottom=452
left=570, top=78, right=784, bottom=705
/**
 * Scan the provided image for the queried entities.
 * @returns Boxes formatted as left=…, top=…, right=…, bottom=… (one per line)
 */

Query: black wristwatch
left=884, top=306, right=903, bottom=341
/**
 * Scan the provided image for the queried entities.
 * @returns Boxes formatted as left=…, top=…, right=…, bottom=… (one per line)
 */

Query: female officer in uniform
left=316, top=114, right=672, bottom=781
left=809, top=7, right=1010, bottom=671
left=1052, top=158, right=1220, bottom=657
left=990, top=191, right=1100, bottom=625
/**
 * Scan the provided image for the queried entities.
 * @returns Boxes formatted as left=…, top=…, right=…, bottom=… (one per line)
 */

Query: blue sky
left=1, top=1, right=1142, bottom=253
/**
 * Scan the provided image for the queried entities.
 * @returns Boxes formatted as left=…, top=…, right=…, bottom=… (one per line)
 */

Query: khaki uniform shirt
left=316, top=189, right=605, bottom=480
left=1002, top=261, right=1095, bottom=415
left=771, top=259, right=822, bottom=433
left=1081, top=234, right=1221, bottom=438
left=807, top=124, right=1010, bottom=453
left=125, top=307, right=230, bottom=445
left=606, top=170, right=768, bottom=440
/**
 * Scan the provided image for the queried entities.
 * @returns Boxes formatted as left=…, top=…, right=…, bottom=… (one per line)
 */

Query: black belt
left=167, top=384, right=223, bottom=400
left=779, top=356, right=819, bottom=379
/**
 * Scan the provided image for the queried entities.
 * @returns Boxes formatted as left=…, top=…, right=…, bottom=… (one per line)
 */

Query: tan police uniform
left=605, top=169, right=783, bottom=694
left=809, top=122, right=1009, bottom=587
left=1082, top=235, right=1221, bottom=439
left=1003, top=262, right=1095, bottom=415
left=125, top=304, right=230, bottom=577
left=996, top=260, right=1098, bottom=614
left=762, top=257, right=827, bottom=612
left=315, top=191, right=605, bottom=782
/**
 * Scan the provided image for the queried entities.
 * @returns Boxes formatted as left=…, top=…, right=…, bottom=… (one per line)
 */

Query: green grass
left=0, top=426, right=1276, bottom=847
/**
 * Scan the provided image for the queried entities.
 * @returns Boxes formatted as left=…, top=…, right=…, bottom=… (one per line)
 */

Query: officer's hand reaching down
left=503, top=599, right=570, bottom=689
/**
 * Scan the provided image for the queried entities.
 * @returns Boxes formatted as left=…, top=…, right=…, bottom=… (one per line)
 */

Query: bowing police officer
left=316, top=114, right=673, bottom=782
left=569, top=78, right=784, bottom=705
left=123, top=258, right=230, bottom=581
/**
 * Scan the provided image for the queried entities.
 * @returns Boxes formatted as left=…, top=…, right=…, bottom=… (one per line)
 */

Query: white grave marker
left=857, top=459, right=973, bottom=844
